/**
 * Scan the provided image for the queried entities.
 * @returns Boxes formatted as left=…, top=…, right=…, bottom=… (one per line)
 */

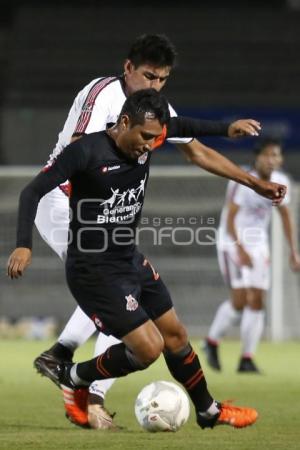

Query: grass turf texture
left=0, top=339, right=299, bottom=450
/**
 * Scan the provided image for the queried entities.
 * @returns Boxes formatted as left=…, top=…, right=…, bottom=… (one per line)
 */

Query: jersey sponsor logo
left=97, top=174, right=147, bottom=224
left=101, top=165, right=121, bottom=173
left=125, top=294, right=139, bottom=311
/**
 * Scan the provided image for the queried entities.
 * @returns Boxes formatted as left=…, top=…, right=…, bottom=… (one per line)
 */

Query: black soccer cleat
left=34, top=342, right=73, bottom=388
left=203, top=339, right=221, bottom=371
left=237, top=356, right=261, bottom=373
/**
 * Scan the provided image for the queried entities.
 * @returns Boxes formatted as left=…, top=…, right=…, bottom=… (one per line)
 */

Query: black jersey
left=17, top=131, right=150, bottom=256
left=68, top=133, right=150, bottom=255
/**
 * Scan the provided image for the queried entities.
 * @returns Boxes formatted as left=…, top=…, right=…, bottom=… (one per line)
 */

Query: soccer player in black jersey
left=32, top=33, right=264, bottom=428
left=8, top=89, right=286, bottom=429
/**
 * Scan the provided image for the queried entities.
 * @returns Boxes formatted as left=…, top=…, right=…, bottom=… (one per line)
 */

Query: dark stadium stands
left=0, top=5, right=300, bottom=170
left=3, top=7, right=300, bottom=108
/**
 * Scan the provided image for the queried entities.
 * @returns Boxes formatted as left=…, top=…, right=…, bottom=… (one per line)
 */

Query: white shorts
left=35, top=186, right=70, bottom=260
left=217, top=242, right=270, bottom=290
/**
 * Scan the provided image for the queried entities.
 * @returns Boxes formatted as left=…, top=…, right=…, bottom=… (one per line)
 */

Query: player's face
left=124, top=60, right=171, bottom=95
left=255, top=145, right=283, bottom=179
left=117, top=115, right=164, bottom=159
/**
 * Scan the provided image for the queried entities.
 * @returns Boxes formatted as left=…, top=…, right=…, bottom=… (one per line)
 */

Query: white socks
left=58, top=306, right=96, bottom=352
left=208, top=300, right=241, bottom=342
left=93, top=332, right=121, bottom=357
left=240, top=307, right=265, bottom=357
left=70, top=363, right=90, bottom=387
left=198, top=400, right=220, bottom=418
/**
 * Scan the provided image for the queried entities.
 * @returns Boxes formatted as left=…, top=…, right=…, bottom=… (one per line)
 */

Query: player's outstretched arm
left=177, top=139, right=286, bottom=203
left=167, top=117, right=261, bottom=139
left=227, top=119, right=261, bottom=138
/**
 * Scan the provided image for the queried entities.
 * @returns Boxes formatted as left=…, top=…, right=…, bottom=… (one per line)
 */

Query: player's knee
left=247, top=289, right=264, bottom=310
left=163, top=323, right=188, bottom=353
left=248, top=300, right=264, bottom=310
left=137, top=336, right=164, bottom=366
left=231, top=288, right=247, bottom=310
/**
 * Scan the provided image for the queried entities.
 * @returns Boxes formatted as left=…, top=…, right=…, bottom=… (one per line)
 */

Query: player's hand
left=253, top=179, right=286, bottom=205
left=289, top=251, right=300, bottom=272
left=237, top=244, right=253, bottom=267
left=7, top=247, right=32, bottom=279
left=228, top=119, right=261, bottom=138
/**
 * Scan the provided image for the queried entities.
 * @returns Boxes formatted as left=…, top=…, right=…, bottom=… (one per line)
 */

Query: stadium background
left=0, top=0, right=299, bottom=339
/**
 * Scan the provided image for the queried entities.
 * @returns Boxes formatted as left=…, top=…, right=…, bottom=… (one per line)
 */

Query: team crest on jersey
left=125, top=294, right=139, bottom=312
left=138, top=153, right=148, bottom=165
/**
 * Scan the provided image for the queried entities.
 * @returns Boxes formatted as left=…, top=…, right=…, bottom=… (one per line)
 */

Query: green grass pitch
left=0, top=339, right=299, bottom=450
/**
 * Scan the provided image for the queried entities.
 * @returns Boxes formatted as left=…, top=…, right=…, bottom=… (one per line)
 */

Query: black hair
left=118, top=88, right=170, bottom=127
left=254, top=137, right=283, bottom=156
left=127, top=34, right=177, bottom=68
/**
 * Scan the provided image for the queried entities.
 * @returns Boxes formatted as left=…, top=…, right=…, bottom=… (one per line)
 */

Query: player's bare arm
left=226, top=202, right=253, bottom=268
left=177, top=139, right=286, bottom=203
left=277, top=204, right=300, bottom=271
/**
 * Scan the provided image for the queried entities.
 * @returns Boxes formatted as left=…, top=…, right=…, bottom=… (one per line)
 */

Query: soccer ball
left=134, top=381, right=190, bottom=432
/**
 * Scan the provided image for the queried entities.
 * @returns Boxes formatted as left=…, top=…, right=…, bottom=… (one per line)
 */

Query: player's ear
left=124, top=59, right=135, bottom=75
left=120, top=114, right=130, bottom=129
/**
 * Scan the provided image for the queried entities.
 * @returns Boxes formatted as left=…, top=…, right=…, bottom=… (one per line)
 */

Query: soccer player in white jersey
left=204, top=139, right=300, bottom=373
left=33, top=34, right=263, bottom=427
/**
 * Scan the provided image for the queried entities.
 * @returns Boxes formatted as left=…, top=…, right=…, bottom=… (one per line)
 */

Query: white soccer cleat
left=87, top=381, right=119, bottom=430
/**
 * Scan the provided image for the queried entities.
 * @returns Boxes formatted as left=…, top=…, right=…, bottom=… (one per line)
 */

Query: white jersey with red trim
left=36, top=75, right=191, bottom=260
left=47, top=75, right=191, bottom=166
left=218, top=168, right=290, bottom=249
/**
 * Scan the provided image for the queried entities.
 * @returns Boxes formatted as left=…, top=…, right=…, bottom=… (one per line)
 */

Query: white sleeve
left=74, top=77, right=117, bottom=135
left=225, top=180, right=240, bottom=203
left=232, top=184, right=248, bottom=207
left=166, top=103, right=193, bottom=145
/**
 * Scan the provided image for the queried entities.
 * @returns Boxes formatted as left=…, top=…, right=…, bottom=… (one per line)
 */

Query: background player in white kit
left=33, top=34, right=263, bottom=427
left=204, top=139, right=300, bottom=373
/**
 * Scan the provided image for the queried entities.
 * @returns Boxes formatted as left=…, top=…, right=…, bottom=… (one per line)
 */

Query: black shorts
left=65, top=249, right=173, bottom=339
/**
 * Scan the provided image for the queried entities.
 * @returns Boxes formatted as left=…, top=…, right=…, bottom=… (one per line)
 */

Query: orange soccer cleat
left=197, top=401, right=258, bottom=429
left=61, top=385, right=90, bottom=428
left=61, top=382, right=119, bottom=429
left=217, top=402, right=258, bottom=428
